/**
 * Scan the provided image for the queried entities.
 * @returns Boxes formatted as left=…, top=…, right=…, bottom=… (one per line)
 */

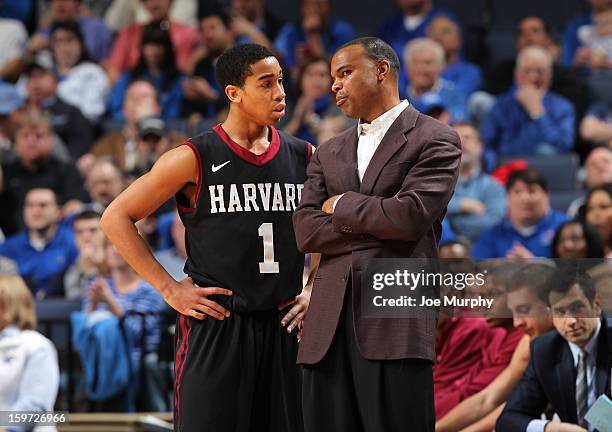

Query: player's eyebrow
left=257, top=73, right=276, bottom=81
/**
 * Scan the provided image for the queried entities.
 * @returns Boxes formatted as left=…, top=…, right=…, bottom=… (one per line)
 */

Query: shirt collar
left=357, top=100, right=409, bottom=136
left=0, top=325, right=20, bottom=339
left=568, top=319, right=601, bottom=367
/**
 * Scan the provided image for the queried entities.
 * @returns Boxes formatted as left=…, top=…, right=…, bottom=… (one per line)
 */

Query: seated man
left=0, top=188, right=78, bottom=298
left=497, top=269, right=612, bottom=432
left=446, top=123, right=506, bottom=241
left=472, top=168, right=567, bottom=260
left=273, top=0, right=355, bottom=70
left=437, top=262, right=556, bottom=432
left=434, top=261, right=526, bottom=418
left=580, top=100, right=612, bottom=147
left=402, top=38, right=468, bottom=123
left=481, top=46, right=575, bottom=167
left=426, top=16, right=483, bottom=96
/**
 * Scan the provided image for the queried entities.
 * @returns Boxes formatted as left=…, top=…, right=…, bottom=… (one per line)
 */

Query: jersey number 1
left=258, top=223, right=279, bottom=274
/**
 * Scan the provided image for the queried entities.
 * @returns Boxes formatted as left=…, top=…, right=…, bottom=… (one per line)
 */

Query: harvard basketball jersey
left=176, top=124, right=312, bottom=312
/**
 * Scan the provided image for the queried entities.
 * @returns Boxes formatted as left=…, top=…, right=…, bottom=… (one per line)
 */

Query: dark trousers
left=174, top=308, right=303, bottom=432
left=302, top=288, right=435, bottom=432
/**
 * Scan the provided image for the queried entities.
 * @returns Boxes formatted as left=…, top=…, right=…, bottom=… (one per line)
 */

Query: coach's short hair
left=216, top=44, right=278, bottom=97
left=338, top=37, right=400, bottom=78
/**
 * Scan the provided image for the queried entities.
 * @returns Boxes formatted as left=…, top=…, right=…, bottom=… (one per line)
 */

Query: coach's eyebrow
left=335, top=64, right=352, bottom=73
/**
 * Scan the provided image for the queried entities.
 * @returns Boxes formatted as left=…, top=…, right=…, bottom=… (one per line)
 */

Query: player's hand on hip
left=278, top=289, right=311, bottom=337
left=165, top=277, right=233, bottom=320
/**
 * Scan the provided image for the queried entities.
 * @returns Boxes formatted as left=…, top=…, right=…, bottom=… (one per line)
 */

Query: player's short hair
left=216, top=44, right=278, bottom=97
left=338, top=37, right=400, bottom=78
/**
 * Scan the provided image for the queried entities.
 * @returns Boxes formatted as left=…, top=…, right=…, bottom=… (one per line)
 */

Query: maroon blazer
left=293, top=105, right=461, bottom=365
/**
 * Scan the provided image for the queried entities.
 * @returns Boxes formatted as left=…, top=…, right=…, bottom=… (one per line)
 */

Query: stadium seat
left=498, top=153, right=580, bottom=192
left=550, top=190, right=584, bottom=213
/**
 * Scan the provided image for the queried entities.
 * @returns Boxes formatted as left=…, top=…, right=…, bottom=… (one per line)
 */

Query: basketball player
left=101, top=44, right=314, bottom=432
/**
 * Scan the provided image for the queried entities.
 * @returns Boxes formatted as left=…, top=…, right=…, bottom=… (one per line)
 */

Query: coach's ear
left=377, top=60, right=391, bottom=82
left=225, top=84, right=241, bottom=103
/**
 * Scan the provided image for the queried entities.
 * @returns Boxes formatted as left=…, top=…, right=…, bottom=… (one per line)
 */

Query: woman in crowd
left=551, top=219, right=605, bottom=259
left=0, top=275, right=59, bottom=415
left=585, top=183, right=612, bottom=255
left=108, top=21, right=184, bottom=120
left=49, top=20, right=109, bottom=123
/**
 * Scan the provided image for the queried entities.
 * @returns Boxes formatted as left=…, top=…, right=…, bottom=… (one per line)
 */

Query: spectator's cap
left=0, top=83, right=24, bottom=116
left=138, top=116, right=166, bottom=140
left=417, top=93, right=447, bottom=118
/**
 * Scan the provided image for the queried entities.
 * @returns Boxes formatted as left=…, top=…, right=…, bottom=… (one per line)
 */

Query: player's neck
left=221, top=115, right=270, bottom=150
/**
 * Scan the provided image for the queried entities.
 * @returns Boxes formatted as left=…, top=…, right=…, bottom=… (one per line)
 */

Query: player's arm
left=100, top=146, right=232, bottom=320
left=436, top=334, right=531, bottom=432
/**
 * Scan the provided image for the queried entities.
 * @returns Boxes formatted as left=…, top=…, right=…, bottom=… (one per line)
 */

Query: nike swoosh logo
left=211, top=161, right=230, bottom=172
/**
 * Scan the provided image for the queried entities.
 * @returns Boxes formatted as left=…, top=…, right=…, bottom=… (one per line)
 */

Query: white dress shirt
left=526, top=320, right=601, bottom=432
left=332, top=100, right=409, bottom=210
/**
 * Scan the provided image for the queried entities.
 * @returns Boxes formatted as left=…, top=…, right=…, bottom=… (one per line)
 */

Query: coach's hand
left=278, top=288, right=311, bottom=338
left=165, top=277, right=233, bottom=320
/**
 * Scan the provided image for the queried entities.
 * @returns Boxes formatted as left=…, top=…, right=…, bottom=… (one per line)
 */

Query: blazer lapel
left=359, top=105, right=418, bottom=196
left=556, top=344, right=578, bottom=423
left=595, top=320, right=612, bottom=396
left=333, top=125, right=360, bottom=193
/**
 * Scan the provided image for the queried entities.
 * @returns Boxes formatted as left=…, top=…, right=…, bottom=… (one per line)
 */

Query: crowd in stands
left=0, top=0, right=611, bottom=425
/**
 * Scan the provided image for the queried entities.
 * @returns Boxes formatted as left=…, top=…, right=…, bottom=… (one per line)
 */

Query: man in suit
left=497, top=269, right=612, bottom=432
left=292, top=37, right=461, bottom=431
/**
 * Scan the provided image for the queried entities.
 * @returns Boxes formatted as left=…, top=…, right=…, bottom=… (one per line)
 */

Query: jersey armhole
left=307, top=143, right=315, bottom=161
left=177, top=140, right=203, bottom=213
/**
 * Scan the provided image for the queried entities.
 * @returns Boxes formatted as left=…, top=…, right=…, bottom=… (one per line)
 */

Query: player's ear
left=225, top=84, right=241, bottom=103
left=377, top=60, right=391, bottom=82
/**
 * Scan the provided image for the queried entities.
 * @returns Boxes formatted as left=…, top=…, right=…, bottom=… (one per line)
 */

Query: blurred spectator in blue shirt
left=274, top=0, right=355, bottom=71
left=377, top=0, right=455, bottom=62
left=426, top=16, right=483, bottom=96
left=109, top=21, right=185, bottom=121
left=0, top=188, right=78, bottom=298
left=28, top=0, right=113, bottom=63
left=472, top=168, right=567, bottom=260
left=230, top=0, right=285, bottom=49
left=282, top=55, right=339, bottom=145
left=481, top=46, right=575, bottom=169
left=447, top=123, right=506, bottom=241
left=580, top=100, right=612, bottom=146
left=183, top=6, right=235, bottom=123
left=155, top=212, right=188, bottom=282
left=403, top=38, right=468, bottom=123
left=560, top=0, right=610, bottom=68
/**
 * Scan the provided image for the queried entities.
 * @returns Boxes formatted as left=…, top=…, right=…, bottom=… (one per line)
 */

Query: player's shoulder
left=187, top=129, right=219, bottom=147
left=276, top=128, right=310, bottom=149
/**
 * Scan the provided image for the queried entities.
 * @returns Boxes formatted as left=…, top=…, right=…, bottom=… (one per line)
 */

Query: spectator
left=131, top=116, right=174, bottom=177
left=0, top=83, right=23, bottom=157
left=426, top=15, right=483, bottom=95
left=230, top=0, right=285, bottom=46
left=585, top=183, right=612, bottom=251
left=87, top=80, right=161, bottom=173
left=580, top=100, right=612, bottom=145
left=182, top=6, right=235, bottom=122
left=106, top=0, right=200, bottom=83
left=377, top=0, right=455, bottom=74
left=472, top=168, right=567, bottom=260
left=273, top=0, right=355, bottom=70
left=0, top=16, right=27, bottom=82
left=84, top=158, right=125, bottom=211
left=403, top=38, right=468, bottom=123
left=438, top=240, right=470, bottom=259
left=283, top=55, right=338, bottom=144
left=481, top=46, right=575, bottom=166
left=49, top=20, right=110, bottom=122
left=568, top=147, right=612, bottom=218
left=17, top=59, right=94, bottom=160
left=561, top=0, right=612, bottom=68
left=29, top=0, right=113, bottom=63
left=486, top=16, right=588, bottom=120
left=437, top=262, right=556, bottom=432
left=551, top=219, right=605, bottom=258
left=104, top=0, right=198, bottom=31
left=0, top=275, right=59, bottom=416
left=497, top=269, right=611, bottom=431
left=64, top=210, right=106, bottom=300
left=446, top=123, right=507, bottom=241
left=0, top=113, right=88, bottom=236
left=0, top=188, right=78, bottom=297
left=154, top=211, right=187, bottom=281
left=315, top=114, right=351, bottom=145
left=82, top=241, right=166, bottom=374
left=108, top=21, right=184, bottom=120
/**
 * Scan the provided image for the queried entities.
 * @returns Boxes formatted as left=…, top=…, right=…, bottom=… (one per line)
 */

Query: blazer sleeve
left=331, top=128, right=461, bottom=241
left=293, top=146, right=378, bottom=256
left=496, top=344, right=550, bottom=432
